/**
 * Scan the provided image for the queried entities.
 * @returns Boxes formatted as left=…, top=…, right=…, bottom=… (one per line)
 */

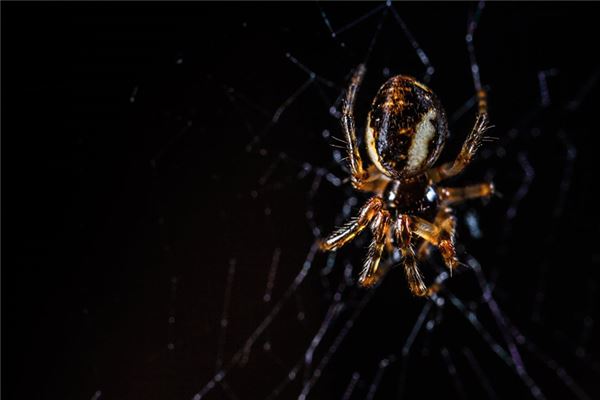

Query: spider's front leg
left=319, top=196, right=383, bottom=251
left=428, top=90, right=490, bottom=183
left=341, top=64, right=373, bottom=191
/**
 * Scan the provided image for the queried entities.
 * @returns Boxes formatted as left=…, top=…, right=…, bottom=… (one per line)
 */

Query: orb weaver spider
left=319, top=64, right=494, bottom=297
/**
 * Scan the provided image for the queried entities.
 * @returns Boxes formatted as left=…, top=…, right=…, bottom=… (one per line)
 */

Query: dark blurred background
left=3, top=3, right=598, bottom=400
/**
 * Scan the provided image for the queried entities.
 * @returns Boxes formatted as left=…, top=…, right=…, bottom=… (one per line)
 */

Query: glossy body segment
left=366, top=75, right=449, bottom=179
left=381, top=175, right=438, bottom=219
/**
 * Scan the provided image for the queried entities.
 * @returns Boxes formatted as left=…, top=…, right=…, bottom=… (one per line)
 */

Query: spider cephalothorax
left=320, top=64, right=493, bottom=296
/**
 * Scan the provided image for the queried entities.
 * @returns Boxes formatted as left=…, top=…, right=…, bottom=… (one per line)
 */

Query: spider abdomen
left=365, top=75, right=449, bottom=179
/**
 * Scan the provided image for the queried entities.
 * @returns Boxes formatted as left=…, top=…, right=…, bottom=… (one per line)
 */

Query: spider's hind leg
left=358, top=210, right=390, bottom=287
left=411, top=212, right=459, bottom=272
left=319, top=197, right=383, bottom=252
left=416, top=210, right=452, bottom=260
left=395, top=215, right=430, bottom=297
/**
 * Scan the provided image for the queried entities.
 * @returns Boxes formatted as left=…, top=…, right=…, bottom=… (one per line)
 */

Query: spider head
left=365, top=75, right=449, bottom=179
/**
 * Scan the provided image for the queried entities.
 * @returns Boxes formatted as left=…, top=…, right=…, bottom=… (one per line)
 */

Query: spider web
left=181, top=3, right=598, bottom=400
left=7, top=3, right=597, bottom=400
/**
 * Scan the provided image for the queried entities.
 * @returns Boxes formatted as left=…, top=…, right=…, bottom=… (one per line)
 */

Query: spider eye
left=425, top=186, right=437, bottom=203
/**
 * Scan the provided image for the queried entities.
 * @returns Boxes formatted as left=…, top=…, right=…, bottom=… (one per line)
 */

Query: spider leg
left=435, top=207, right=457, bottom=238
left=394, top=215, right=431, bottom=297
left=437, top=182, right=494, bottom=206
left=417, top=207, right=456, bottom=260
left=434, top=208, right=457, bottom=272
left=427, top=89, right=490, bottom=183
left=319, top=197, right=383, bottom=251
left=416, top=238, right=431, bottom=260
left=385, top=224, right=395, bottom=254
left=358, top=210, right=391, bottom=287
left=411, top=214, right=459, bottom=272
left=341, top=64, right=372, bottom=190
left=477, top=88, right=488, bottom=115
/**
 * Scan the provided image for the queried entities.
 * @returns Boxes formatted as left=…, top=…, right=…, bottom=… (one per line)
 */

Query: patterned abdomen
left=365, top=75, right=449, bottom=179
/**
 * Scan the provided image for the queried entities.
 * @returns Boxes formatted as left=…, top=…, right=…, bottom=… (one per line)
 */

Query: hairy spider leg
left=358, top=210, right=391, bottom=287
left=435, top=208, right=457, bottom=270
left=428, top=89, right=490, bottom=183
left=385, top=223, right=395, bottom=253
left=415, top=181, right=494, bottom=272
left=435, top=207, right=457, bottom=238
left=319, top=197, right=383, bottom=251
left=410, top=215, right=459, bottom=272
left=417, top=207, right=457, bottom=260
left=341, top=64, right=374, bottom=191
left=438, top=182, right=494, bottom=205
left=394, top=215, right=431, bottom=297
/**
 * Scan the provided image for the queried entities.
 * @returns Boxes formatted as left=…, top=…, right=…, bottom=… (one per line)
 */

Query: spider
left=319, top=64, right=494, bottom=297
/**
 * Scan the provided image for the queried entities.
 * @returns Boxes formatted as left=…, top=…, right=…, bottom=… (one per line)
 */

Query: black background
left=3, top=2, right=599, bottom=400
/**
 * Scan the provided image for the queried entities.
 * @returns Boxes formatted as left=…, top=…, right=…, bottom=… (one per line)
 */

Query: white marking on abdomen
left=407, top=108, right=437, bottom=172
left=365, top=116, right=389, bottom=175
